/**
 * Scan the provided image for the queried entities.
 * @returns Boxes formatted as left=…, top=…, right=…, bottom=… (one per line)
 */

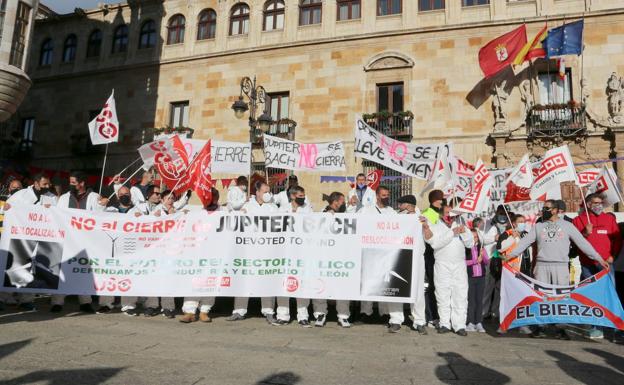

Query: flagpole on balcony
left=98, top=143, right=109, bottom=196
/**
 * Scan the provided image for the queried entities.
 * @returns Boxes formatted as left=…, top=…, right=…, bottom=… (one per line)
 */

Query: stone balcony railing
left=362, top=111, right=413, bottom=140
left=526, top=103, right=587, bottom=139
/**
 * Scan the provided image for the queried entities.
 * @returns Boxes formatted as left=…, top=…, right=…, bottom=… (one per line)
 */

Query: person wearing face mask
left=276, top=186, right=313, bottom=327
left=227, top=175, right=249, bottom=211
left=347, top=173, right=376, bottom=213
left=51, top=171, right=108, bottom=313
left=424, top=200, right=474, bottom=336
left=509, top=199, right=608, bottom=340
left=6, top=174, right=58, bottom=209
left=482, top=206, right=510, bottom=323
left=357, top=186, right=405, bottom=333
left=572, top=193, right=621, bottom=340
left=274, top=175, right=311, bottom=209
left=130, top=185, right=163, bottom=216
left=226, top=181, right=279, bottom=325
left=114, top=169, right=190, bottom=211
left=420, top=190, right=445, bottom=328
left=179, top=188, right=220, bottom=324
left=397, top=195, right=428, bottom=335
left=317, top=192, right=352, bottom=328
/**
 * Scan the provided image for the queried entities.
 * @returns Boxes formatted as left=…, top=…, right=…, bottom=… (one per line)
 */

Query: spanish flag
left=513, top=24, right=548, bottom=66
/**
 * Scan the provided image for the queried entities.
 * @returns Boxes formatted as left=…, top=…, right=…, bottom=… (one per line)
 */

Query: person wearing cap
left=424, top=199, right=474, bottom=336
left=397, top=195, right=427, bottom=335
left=422, top=190, right=444, bottom=225
left=347, top=173, right=376, bottom=213
left=508, top=199, right=608, bottom=340
left=274, top=175, right=310, bottom=209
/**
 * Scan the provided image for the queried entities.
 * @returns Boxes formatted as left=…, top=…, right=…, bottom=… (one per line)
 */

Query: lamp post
left=231, top=76, right=273, bottom=144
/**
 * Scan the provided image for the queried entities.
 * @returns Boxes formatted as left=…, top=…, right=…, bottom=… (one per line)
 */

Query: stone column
left=488, top=132, right=511, bottom=168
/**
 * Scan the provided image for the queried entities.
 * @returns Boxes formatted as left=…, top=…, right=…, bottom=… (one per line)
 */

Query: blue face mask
left=516, top=223, right=526, bottom=233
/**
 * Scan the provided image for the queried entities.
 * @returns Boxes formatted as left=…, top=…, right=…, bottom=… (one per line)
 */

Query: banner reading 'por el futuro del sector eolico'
left=0, top=205, right=423, bottom=303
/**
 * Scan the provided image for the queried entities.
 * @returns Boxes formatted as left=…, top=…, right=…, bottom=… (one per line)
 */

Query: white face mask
left=262, top=192, right=272, bottom=203
left=239, top=185, right=247, bottom=192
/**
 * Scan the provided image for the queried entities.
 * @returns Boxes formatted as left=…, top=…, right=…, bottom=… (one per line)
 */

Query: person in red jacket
left=572, top=193, right=621, bottom=339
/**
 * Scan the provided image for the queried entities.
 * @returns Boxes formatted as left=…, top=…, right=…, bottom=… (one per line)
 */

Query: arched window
left=86, top=29, right=102, bottom=57
left=39, top=38, right=53, bottom=66
left=300, top=0, right=322, bottom=26
left=62, top=34, right=77, bottom=63
left=167, top=14, right=185, bottom=44
left=111, top=24, right=129, bottom=53
left=139, top=20, right=157, bottom=48
left=197, top=9, right=217, bottom=40
left=263, top=1, right=285, bottom=31
left=229, top=3, right=250, bottom=36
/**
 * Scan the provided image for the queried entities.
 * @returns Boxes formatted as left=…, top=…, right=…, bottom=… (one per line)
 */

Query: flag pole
left=98, top=143, right=109, bottom=196
left=108, top=157, right=142, bottom=185
left=578, top=184, right=591, bottom=223
left=107, top=164, right=145, bottom=200
left=164, top=152, right=200, bottom=203
left=605, top=167, right=624, bottom=206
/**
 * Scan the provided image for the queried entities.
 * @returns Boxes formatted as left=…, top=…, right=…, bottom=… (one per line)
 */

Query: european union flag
left=545, top=20, right=584, bottom=57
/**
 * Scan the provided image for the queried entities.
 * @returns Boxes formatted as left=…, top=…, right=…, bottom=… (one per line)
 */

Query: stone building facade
left=8, top=0, right=624, bottom=209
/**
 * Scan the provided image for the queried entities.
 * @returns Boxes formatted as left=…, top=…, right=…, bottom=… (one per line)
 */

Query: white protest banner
left=88, top=90, right=119, bottom=145
left=263, top=135, right=346, bottom=172
left=179, top=137, right=251, bottom=175
left=530, top=145, right=577, bottom=200
left=0, top=205, right=423, bottom=303
left=354, top=117, right=450, bottom=179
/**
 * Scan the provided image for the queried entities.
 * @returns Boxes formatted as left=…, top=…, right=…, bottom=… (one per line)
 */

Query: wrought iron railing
left=252, top=118, right=296, bottom=145
left=362, top=111, right=413, bottom=139
left=526, top=103, right=586, bottom=139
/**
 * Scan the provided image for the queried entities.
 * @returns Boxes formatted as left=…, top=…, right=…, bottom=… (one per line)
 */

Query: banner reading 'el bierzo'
left=263, top=135, right=346, bottom=172
left=0, top=205, right=423, bottom=303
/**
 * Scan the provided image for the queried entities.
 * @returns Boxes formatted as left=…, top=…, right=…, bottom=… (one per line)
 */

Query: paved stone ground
left=0, top=297, right=622, bottom=385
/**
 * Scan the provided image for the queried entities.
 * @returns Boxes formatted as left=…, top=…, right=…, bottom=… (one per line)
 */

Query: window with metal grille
left=337, top=0, right=360, bottom=21
left=264, top=0, right=285, bottom=31
left=9, top=1, right=31, bottom=68
left=139, top=20, right=156, bottom=48
left=538, top=69, right=573, bottom=105
left=112, top=25, right=128, bottom=53
left=419, top=0, right=444, bottom=11
left=267, top=92, right=290, bottom=135
left=230, top=3, right=250, bottom=35
left=197, top=9, right=217, bottom=40
left=167, top=14, right=185, bottom=44
left=170, top=101, right=189, bottom=128
left=377, top=0, right=401, bottom=16
left=86, top=29, right=102, bottom=57
left=300, top=0, right=322, bottom=26
left=363, top=163, right=411, bottom=209
left=62, top=34, right=77, bottom=63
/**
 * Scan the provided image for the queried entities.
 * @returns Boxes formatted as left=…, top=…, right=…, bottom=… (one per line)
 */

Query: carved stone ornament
left=363, top=51, right=415, bottom=72
left=491, top=80, right=509, bottom=132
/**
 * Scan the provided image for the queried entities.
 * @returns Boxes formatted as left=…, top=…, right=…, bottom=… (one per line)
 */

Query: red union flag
left=188, top=140, right=213, bottom=207
left=366, top=169, right=383, bottom=191
left=88, top=90, right=119, bottom=145
left=586, top=166, right=621, bottom=206
left=154, top=136, right=191, bottom=194
left=577, top=168, right=601, bottom=187
left=453, top=159, right=492, bottom=214
left=139, top=136, right=184, bottom=169
left=530, top=145, right=577, bottom=201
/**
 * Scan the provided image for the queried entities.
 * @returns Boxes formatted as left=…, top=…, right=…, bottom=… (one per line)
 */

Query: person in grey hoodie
left=508, top=199, right=608, bottom=339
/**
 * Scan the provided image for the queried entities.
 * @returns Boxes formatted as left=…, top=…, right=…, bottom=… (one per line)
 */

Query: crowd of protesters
left=0, top=170, right=623, bottom=341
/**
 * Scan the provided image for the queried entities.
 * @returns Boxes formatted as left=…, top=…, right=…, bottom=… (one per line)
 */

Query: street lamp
left=231, top=76, right=271, bottom=143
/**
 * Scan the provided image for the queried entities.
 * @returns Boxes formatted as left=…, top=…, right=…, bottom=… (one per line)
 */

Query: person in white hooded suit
left=424, top=201, right=473, bottom=336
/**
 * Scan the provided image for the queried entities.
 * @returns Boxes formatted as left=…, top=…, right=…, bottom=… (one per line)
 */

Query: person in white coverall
left=226, top=181, right=280, bottom=325
left=3, top=176, right=58, bottom=310
left=179, top=188, right=220, bottom=323
left=226, top=176, right=248, bottom=211
left=277, top=185, right=313, bottom=327
left=347, top=173, right=376, bottom=213
left=51, top=172, right=108, bottom=313
left=396, top=194, right=428, bottom=335
left=113, top=169, right=190, bottom=211
left=424, top=201, right=473, bottom=336
left=357, top=186, right=405, bottom=333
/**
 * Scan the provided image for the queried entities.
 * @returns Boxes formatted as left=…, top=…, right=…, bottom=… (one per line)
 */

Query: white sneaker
left=518, top=326, right=532, bottom=335
left=315, top=314, right=326, bottom=327
left=465, top=323, right=477, bottom=332
left=476, top=323, right=487, bottom=333
left=338, top=318, right=351, bottom=328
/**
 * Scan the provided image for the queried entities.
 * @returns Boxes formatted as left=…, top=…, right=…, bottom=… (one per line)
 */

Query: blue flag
left=545, top=20, right=584, bottom=57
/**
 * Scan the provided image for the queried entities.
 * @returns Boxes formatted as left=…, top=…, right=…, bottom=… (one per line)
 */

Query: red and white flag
left=453, top=159, right=493, bottom=214
left=154, top=136, right=191, bottom=195
left=138, top=136, right=185, bottom=169
left=503, top=154, right=533, bottom=203
left=88, top=90, right=119, bottom=145
left=187, top=140, right=214, bottom=207
left=577, top=168, right=601, bottom=187
left=422, top=151, right=453, bottom=195
left=585, top=166, right=621, bottom=206
left=530, top=145, right=577, bottom=201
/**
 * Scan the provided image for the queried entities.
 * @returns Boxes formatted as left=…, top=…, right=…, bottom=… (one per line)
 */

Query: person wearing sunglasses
left=508, top=199, right=608, bottom=340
